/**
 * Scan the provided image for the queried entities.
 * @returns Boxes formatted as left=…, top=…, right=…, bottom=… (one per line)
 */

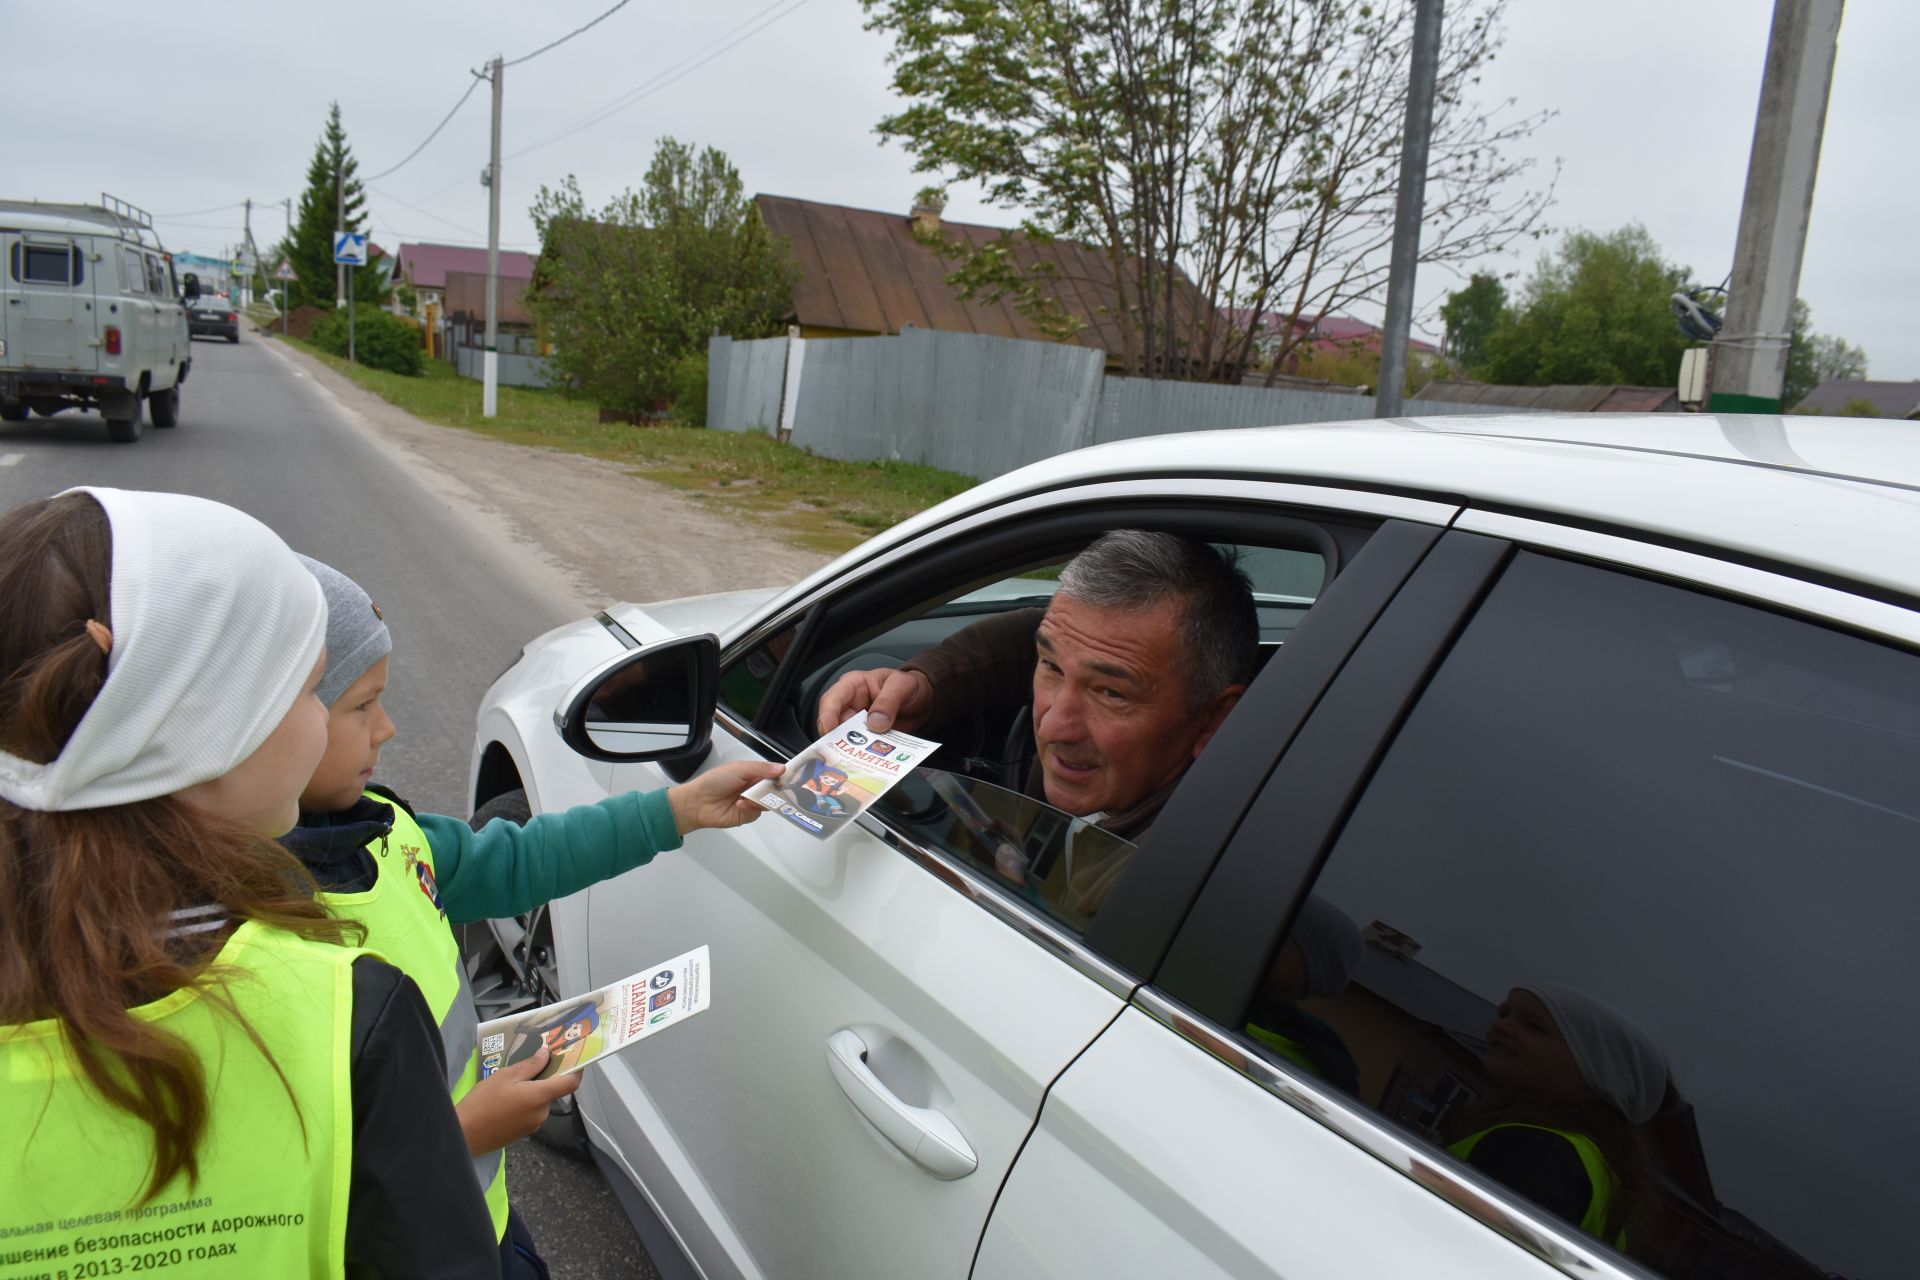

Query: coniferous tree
left=288, top=103, right=389, bottom=309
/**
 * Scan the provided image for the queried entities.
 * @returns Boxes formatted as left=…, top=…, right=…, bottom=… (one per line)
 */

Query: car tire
left=0, top=399, right=25, bottom=423
left=149, top=385, right=180, bottom=429
left=105, top=394, right=144, bottom=444
left=227, top=332, right=239, bottom=344
left=460, top=788, right=559, bottom=1015
left=460, top=787, right=593, bottom=1161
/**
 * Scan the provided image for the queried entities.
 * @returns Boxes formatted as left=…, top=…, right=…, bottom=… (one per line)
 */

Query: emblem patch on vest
left=402, top=845, right=445, bottom=917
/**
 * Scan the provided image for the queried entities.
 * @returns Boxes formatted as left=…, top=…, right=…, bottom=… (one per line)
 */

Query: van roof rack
left=99, top=193, right=155, bottom=232
left=0, top=196, right=168, bottom=251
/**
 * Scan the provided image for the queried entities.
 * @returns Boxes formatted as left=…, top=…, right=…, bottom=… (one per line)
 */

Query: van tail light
left=104, top=327, right=122, bottom=356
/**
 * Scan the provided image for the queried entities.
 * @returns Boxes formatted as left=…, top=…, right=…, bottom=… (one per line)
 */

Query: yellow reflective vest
left=0, top=922, right=358, bottom=1277
left=1450, top=1122, right=1622, bottom=1243
left=318, top=794, right=508, bottom=1237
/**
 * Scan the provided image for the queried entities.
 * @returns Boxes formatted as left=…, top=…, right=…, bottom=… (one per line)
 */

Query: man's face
left=1030, top=594, right=1242, bottom=816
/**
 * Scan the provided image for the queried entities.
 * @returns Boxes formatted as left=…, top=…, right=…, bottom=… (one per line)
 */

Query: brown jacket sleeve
left=902, top=607, right=1044, bottom=761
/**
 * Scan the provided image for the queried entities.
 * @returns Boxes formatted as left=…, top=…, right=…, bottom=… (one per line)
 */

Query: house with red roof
left=1226, top=309, right=1442, bottom=369
left=395, top=242, right=538, bottom=318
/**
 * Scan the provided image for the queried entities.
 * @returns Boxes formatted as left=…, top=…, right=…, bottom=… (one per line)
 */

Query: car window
left=725, top=539, right=1325, bottom=936
left=121, top=246, right=147, bottom=294
left=144, top=254, right=167, bottom=296
left=1242, top=552, right=1919, bottom=1278
left=12, top=242, right=82, bottom=286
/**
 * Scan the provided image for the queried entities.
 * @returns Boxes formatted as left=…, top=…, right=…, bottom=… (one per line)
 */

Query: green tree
left=1479, top=226, right=1695, bottom=386
left=1781, top=299, right=1868, bottom=408
left=288, top=103, right=388, bottom=310
left=527, top=139, right=796, bottom=416
left=863, top=0, right=1554, bottom=381
left=1440, top=273, right=1507, bottom=371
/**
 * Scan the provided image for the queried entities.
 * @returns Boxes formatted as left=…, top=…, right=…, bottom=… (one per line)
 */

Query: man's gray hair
left=1057, top=531, right=1257, bottom=711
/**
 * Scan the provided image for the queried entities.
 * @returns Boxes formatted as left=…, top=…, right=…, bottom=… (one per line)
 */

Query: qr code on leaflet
left=481, top=1032, right=506, bottom=1053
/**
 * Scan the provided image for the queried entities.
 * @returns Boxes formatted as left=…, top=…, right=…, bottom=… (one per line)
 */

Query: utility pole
left=1375, top=0, right=1443, bottom=419
left=483, top=56, right=503, bottom=418
left=1709, top=0, right=1844, bottom=413
left=336, top=159, right=345, bottom=306
left=243, top=198, right=253, bottom=306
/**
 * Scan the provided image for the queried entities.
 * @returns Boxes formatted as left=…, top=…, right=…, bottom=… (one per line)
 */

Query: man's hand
left=455, top=1046, right=582, bottom=1157
left=667, top=759, right=785, bottom=835
left=815, top=667, right=935, bottom=735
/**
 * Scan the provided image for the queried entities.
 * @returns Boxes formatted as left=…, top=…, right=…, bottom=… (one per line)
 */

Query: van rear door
left=0, top=230, right=14, bottom=365
left=9, top=234, right=96, bottom=371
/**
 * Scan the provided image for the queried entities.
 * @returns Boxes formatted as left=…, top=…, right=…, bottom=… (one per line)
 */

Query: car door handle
left=825, top=1029, right=976, bottom=1180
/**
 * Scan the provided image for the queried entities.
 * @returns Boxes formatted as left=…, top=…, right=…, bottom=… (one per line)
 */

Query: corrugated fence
left=709, top=328, right=1522, bottom=480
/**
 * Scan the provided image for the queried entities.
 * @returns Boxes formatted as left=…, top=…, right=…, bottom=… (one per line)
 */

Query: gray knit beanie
left=298, top=554, right=392, bottom=708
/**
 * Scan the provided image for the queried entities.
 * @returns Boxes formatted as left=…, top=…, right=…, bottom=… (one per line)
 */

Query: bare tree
left=865, top=0, right=1556, bottom=381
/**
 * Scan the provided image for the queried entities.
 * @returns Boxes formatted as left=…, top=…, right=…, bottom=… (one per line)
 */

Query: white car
left=469, top=414, right=1918, bottom=1280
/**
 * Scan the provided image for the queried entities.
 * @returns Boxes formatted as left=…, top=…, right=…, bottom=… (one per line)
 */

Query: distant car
left=187, top=294, right=238, bottom=343
left=468, top=415, right=1919, bottom=1280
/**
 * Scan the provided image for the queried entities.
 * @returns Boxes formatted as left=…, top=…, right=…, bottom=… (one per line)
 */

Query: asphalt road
left=0, top=331, right=660, bottom=1278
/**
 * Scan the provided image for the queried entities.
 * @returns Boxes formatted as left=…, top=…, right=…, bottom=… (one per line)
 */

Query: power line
left=156, top=201, right=247, bottom=219
left=503, top=0, right=636, bottom=67
left=507, top=0, right=812, bottom=161
left=365, top=76, right=485, bottom=182
left=368, top=185, right=488, bottom=242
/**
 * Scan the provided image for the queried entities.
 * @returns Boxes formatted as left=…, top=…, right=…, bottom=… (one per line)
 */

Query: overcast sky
left=15, top=0, right=1916, bottom=378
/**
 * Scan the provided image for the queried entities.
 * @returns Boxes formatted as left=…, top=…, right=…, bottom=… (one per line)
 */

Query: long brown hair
left=0, top=492, right=356, bottom=1204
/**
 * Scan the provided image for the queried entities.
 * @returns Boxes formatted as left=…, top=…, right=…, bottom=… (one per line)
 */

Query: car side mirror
left=182, top=273, right=200, bottom=302
left=554, top=633, right=718, bottom=772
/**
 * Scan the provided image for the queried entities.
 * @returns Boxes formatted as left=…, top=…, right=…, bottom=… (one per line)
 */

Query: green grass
left=276, top=336, right=976, bottom=554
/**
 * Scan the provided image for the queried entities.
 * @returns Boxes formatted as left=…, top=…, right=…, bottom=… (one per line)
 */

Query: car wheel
left=460, top=789, right=560, bottom=1016
left=149, top=385, right=180, bottom=429
left=227, top=332, right=239, bottom=344
left=105, top=394, right=144, bottom=444
left=0, top=399, right=25, bottom=423
left=460, top=787, right=592, bottom=1161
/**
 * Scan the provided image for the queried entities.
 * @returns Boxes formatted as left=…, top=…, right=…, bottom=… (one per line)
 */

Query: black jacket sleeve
left=1462, top=1126, right=1596, bottom=1228
left=346, top=957, right=501, bottom=1279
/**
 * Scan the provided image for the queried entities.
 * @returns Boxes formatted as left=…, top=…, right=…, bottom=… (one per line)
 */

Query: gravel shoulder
left=263, top=338, right=833, bottom=609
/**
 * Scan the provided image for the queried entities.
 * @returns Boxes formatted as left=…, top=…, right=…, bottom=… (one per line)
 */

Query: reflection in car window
left=1254, top=552, right=1919, bottom=1278
left=879, top=769, right=1137, bottom=933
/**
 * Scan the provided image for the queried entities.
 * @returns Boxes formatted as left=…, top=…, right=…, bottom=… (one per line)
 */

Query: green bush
left=668, top=350, right=708, bottom=426
left=311, top=306, right=424, bottom=376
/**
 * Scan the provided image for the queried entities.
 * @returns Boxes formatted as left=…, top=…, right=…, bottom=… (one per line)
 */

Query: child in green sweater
left=282, top=556, right=777, bottom=1279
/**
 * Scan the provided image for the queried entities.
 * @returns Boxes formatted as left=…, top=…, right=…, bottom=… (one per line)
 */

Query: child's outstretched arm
left=420, top=758, right=784, bottom=925
left=666, top=758, right=785, bottom=834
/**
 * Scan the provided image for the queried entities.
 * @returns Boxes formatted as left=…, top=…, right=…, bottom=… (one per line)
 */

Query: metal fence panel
left=703, top=327, right=1529, bottom=479
left=453, top=345, right=555, bottom=388
left=708, top=334, right=788, bottom=434
left=788, top=329, right=1105, bottom=475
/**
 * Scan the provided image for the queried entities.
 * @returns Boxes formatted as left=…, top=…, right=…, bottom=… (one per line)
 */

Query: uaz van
left=0, top=195, right=191, bottom=443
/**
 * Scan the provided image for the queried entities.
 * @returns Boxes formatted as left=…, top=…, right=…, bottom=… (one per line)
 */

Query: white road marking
left=0, top=453, right=24, bottom=467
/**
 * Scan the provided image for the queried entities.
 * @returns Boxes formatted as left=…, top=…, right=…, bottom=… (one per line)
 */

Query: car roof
left=0, top=201, right=159, bottom=243
left=897, top=414, right=1920, bottom=604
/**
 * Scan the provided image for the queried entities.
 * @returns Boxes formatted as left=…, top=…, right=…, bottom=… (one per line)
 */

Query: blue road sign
left=333, top=232, right=369, bottom=266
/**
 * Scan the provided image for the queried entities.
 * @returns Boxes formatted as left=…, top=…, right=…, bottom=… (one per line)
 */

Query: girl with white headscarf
left=1447, top=983, right=1673, bottom=1249
left=0, top=490, right=498, bottom=1277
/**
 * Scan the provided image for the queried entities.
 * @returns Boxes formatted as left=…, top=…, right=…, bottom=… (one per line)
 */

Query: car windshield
left=876, top=768, right=1138, bottom=932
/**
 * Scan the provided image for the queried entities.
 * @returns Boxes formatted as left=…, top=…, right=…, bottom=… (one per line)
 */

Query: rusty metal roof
left=755, top=194, right=1229, bottom=365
